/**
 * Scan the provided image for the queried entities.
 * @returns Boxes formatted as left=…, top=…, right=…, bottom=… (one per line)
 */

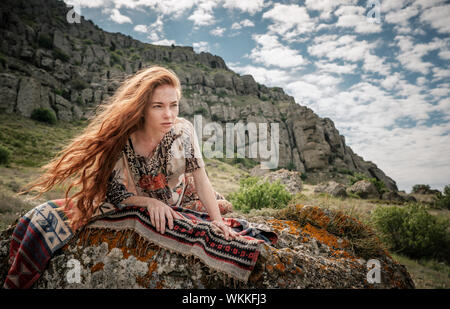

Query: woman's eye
left=171, top=104, right=178, bottom=108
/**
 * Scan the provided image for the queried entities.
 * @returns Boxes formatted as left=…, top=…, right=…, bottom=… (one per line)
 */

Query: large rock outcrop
left=0, top=205, right=415, bottom=289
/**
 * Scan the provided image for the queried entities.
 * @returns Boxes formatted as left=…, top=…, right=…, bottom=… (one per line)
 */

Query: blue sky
left=63, top=0, right=449, bottom=193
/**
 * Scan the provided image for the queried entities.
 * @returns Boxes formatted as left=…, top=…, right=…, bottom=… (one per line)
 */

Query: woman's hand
left=147, top=199, right=183, bottom=234
left=211, top=219, right=239, bottom=241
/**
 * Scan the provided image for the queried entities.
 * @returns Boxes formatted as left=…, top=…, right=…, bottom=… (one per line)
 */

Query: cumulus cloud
left=210, top=27, right=226, bottom=37
left=395, top=35, right=445, bottom=74
left=193, top=41, right=210, bottom=52
left=248, top=33, right=308, bottom=68
left=262, top=3, right=316, bottom=43
left=106, top=8, right=132, bottom=24
left=304, top=0, right=357, bottom=20
left=231, top=19, right=255, bottom=30
left=222, top=0, right=266, bottom=15
left=334, top=5, right=383, bottom=33
left=420, top=4, right=450, bottom=33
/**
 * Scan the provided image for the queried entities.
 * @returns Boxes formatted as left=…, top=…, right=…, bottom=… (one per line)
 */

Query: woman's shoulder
left=173, top=117, right=194, bottom=134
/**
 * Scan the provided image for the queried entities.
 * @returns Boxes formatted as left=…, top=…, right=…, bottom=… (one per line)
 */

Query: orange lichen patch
left=265, top=264, right=274, bottom=272
left=266, top=219, right=301, bottom=235
left=91, top=262, right=104, bottom=273
left=291, top=266, right=303, bottom=275
left=73, top=228, right=160, bottom=263
left=302, top=223, right=350, bottom=250
left=136, top=261, right=159, bottom=288
left=274, top=263, right=286, bottom=273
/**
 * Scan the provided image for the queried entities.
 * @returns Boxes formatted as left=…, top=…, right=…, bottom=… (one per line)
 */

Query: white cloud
left=308, top=35, right=375, bottom=62
left=315, top=61, right=358, bottom=75
left=134, top=24, right=148, bottom=33
left=395, top=35, right=444, bottom=74
left=231, top=19, right=255, bottom=30
left=151, top=39, right=176, bottom=46
left=210, top=27, right=226, bottom=37
left=419, top=4, right=450, bottom=33
left=113, top=0, right=197, bottom=19
left=262, top=3, right=316, bottom=43
left=107, top=8, right=132, bottom=24
left=334, top=5, right=383, bottom=33
left=432, top=67, right=450, bottom=81
left=227, top=64, right=294, bottom=88
left=64, top=0, right=105, bottom=8
left=379, top=72, right=403, bottom=90
left=193, top=41, right=210, bottom=53
left=429, top=84, right=450, bottom=98
left=223, top=0, right=266, bottom=15
left=385, top=4, right=420, bottom=26
left=304, top=0, right=357, bottom=20
left=248, top=33, right=308, bottom=68
left=188, top=1, right=218, bottom=27
left=308, top=34, right=389, bottom=75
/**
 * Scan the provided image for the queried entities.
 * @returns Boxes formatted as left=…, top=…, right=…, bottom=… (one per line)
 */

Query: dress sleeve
left=105, top=153, right=136, bottom=207
left=184, top=119, right=205, bottom=173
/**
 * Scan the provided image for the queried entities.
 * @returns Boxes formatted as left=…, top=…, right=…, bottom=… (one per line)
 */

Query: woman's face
left=143, top=84, right=179, bottom=135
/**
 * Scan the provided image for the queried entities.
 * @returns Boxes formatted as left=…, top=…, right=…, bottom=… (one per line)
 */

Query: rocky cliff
left=0, top=0, right=398, bottom=191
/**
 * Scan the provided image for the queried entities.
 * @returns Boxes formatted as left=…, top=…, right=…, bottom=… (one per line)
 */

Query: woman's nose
left=163, top=106, right=173, bottom=118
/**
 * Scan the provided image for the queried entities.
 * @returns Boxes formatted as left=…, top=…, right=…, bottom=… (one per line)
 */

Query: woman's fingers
left=159, top=210, right=166, bottom=234
left=150, top=209, right=156, bottom=229
left=166, top=208, right=174, bottom=231
left=170, top=208, right=183, bottom=220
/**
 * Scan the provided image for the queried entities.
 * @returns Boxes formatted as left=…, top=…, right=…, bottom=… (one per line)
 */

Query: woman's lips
left=162, top=122, right=172, bottom=126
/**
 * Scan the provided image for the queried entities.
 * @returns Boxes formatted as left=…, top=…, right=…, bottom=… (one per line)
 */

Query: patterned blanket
left=3, top=200, right=278, bottom=288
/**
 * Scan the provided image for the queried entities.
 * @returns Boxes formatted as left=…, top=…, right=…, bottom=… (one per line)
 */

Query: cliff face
left=0, top=205, right=415, bottom=288
left=0, top=0, right=397, bottom=191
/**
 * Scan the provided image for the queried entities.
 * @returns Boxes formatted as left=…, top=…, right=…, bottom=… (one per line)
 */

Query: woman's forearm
left=121, top=195, right=155, bottom=207
left=192, top=168, right=222, bottom=221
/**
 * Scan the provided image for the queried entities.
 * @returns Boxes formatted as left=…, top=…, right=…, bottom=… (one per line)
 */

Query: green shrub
left=433, top=185, right=450, bottom=209
left=412, top=184, right=431, bottom=193
left=53, top=48, right=70, bottom=62
left=30, top=108, right=57, bottom=125
left=286, top=162, right=296, bottom=171
left=110, top=51, right=121, bottom=66
left=227, top=176, right=292, bottom=213
left=194, top=107, right=208, bottom=116
left=0, top=144, right=11, bottom=165
left=71, top=79, right=88, bottom=91
left=371, top=203, right=450, bottom=263
left=348, top=172, right=388, bottom=194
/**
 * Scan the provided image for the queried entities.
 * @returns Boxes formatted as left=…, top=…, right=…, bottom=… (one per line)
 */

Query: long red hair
left=23, top=65, right=182, bottom=229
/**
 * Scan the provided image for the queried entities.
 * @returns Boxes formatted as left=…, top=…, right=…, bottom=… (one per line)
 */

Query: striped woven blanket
left=3, top=200, right=277, bottom=288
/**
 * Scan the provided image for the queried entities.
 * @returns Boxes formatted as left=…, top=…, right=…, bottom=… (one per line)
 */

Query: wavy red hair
left=23, top=65, right=182, bottom=229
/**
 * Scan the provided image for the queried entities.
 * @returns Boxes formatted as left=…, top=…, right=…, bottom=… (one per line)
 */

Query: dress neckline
left=128, top=137, right=160, bottom=161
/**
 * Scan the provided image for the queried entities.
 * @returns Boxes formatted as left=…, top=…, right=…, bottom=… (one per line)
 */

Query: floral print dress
left=105, top=117, right=232, bottom=214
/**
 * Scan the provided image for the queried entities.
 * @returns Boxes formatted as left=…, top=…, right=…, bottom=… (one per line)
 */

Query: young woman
left=3, top=65, right=277, bottom=289
left=28, top=65, right=236, bottom=238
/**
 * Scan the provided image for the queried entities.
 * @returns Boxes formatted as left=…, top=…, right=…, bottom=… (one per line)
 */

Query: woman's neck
left=133, top=127, right=164, bottom=146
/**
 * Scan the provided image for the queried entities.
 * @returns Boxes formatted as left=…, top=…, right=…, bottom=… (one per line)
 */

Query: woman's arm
left=192, top=167, right=237, bottom=240
left=191, top=167, right=222, bottom=221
